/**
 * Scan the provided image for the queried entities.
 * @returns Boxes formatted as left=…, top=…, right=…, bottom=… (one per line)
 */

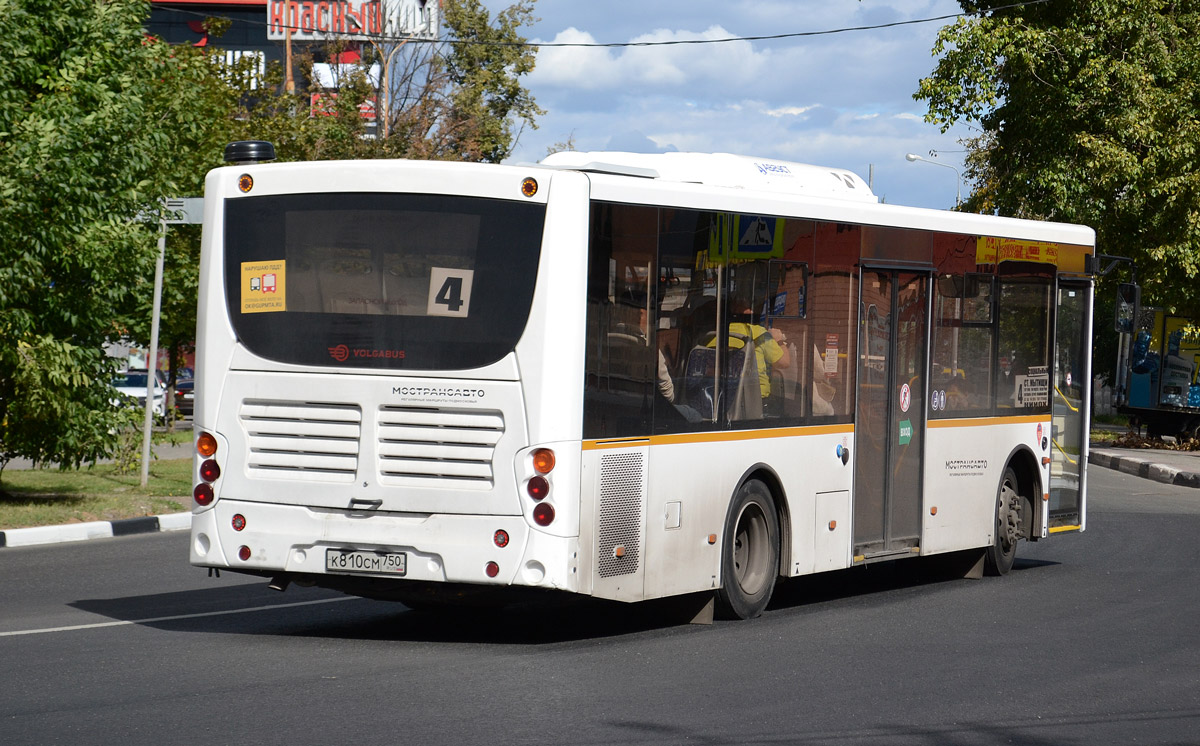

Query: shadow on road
left=768, top=553, right=1057, bottom=614
left=69, top=553, right=1059, bottom=644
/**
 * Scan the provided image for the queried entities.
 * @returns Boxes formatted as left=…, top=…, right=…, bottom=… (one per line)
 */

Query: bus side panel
left=195, top=169, right=239, bottom=433
left=772, top=430, right=855, bottom=577
left=922, top=418, right=1048, bottom=555
left=640, top=429, right=854, bottom=602
left=515, top=171, right=590, bottom=447
left=581, top=444, right=649, bottom=603
left=641, top=440, right=723, bottom=601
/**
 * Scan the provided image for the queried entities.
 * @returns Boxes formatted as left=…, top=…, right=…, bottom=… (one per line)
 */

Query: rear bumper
left=190, top=500, right=581, bottom=592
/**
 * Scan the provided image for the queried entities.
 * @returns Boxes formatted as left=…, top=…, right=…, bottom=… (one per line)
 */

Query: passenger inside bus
left=709, top=298, right=792, bottom=400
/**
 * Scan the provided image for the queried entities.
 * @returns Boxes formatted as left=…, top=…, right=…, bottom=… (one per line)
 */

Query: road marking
left=0, top=596, right=355, bottom=638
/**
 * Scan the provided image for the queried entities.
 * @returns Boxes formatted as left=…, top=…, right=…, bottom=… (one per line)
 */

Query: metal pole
left=284, top=1, right=295, bottom=94
left=905, top=153, right=962, bottom=207
left=140, top=220, right=166, bottom=488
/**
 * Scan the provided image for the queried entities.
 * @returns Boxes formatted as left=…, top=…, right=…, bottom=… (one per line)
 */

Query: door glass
left=889, top=272, right=927, bottom=547
left=854, top=270, right=928, bottom=555
left=1051, top=284, right=1087, bottom=519
left=854, top=271, right=891, bottom=552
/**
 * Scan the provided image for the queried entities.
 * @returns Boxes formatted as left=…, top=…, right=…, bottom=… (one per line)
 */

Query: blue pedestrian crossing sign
left=708, top=213, right=785, bottom=262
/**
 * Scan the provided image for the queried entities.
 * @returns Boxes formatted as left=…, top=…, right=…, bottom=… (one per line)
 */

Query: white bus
left=190, top=142, right=1093, bottom=619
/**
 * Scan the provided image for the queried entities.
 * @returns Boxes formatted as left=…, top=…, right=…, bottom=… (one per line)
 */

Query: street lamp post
left=905, top=152, right=961, bottom=207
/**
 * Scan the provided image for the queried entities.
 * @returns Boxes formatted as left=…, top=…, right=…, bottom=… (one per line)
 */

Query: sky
left=486, top=0, right=974, bottom=210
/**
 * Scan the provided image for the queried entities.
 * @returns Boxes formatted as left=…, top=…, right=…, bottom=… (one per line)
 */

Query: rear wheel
left=715, top=479, right=780, bottom=619
left=985, top=466, right=1022, bottom=576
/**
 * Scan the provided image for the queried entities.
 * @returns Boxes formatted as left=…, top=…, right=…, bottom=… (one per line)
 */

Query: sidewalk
left=1088, top=444, right=1200, bottom=488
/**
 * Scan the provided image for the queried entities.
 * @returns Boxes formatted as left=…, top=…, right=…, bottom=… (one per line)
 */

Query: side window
left=996, top=280, right=1052, bottom=412
left=725, top=259, right=800, bottom=425
left=810, top=222, right=858, bottom=422
left=676, top=213, right=811, bottom=428
left=654, top=208, right=719, bottom=432
left=583, top=203, right=658, bottom=439
left=931, top=273, right=994, bottom=416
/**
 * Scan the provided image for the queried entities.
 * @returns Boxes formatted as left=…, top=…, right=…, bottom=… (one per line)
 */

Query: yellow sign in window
left=241, top=260, right=286, bottom=314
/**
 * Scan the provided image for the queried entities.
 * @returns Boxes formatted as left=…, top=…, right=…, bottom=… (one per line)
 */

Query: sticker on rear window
left=427, top=267, right=474, bottom=318
left=242, top=260, right=286, bottom=314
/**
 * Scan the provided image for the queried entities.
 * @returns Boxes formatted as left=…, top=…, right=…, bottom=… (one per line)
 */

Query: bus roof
left=538, top=151, right=877, bottom=204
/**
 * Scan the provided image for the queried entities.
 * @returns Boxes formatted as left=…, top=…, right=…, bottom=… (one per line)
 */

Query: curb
left=0, top=512, right=192, bottom=549
left=1088, top=449, right=1200, bottom=489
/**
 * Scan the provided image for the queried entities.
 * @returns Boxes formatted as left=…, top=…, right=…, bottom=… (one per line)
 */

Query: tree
left=115, top=33, right=254, bottom=422
left=915, top=1, right=1200, bottom=315
left=116, top=0, right=544, bottom=414
left=0, top=0, right=242, bottom=473
left=242, top=0, right=543, bottom=163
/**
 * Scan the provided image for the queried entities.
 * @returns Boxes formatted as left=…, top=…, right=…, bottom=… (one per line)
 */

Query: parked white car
left=111, top=370, right=166, bottom=416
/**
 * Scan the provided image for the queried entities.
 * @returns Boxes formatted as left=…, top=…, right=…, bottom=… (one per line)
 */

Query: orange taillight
left=532, top=448, right=555, bottom=474
left=196, top=431, right=218, bottom=457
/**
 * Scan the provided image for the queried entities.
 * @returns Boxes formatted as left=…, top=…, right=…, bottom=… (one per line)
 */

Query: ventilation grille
left=240, top=400, right=362, bottom=482
left=598, top=452, right=644, bottom=578
left=377, top=406, right=504, bottom=489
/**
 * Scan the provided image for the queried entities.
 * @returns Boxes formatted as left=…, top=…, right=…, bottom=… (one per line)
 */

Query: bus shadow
left=767, top=553, right=1059, bottom=613
left=67, top=583, right=699, bottom=644
left=69, top=555, right=1059, bottom=644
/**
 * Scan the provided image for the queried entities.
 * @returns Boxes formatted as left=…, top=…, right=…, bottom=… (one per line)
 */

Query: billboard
left=267, top=0, right=439, bottom=42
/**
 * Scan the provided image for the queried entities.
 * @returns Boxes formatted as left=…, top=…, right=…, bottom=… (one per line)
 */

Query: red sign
left=309, top=92, right=377, bottom=120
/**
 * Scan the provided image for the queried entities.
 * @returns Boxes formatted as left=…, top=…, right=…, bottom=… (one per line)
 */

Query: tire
left=715, top=479, right=780, bottom=619
left=985, top=466, right=1022, bottom=576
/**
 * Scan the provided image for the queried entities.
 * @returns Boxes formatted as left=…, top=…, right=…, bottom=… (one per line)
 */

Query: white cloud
left=530, top=25, right=769, bottom=92
left=503, top=0, right=973, bottom=209
left=764, top=105, right=817, bottom=118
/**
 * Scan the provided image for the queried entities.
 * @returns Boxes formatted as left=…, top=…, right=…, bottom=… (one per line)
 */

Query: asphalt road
left=2, top=466, right=1199, bottom=745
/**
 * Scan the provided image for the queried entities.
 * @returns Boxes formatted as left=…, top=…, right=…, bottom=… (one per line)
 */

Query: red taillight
left=527, top=476, right=549, bottom=500
left=532, top=448, right=555, bottom=474
left=533, top=502, right=555, bottom=527
left=493, top=529, right=509, bottom=548
left=485, top=561, right=500, bottom=578
left=193, top=483, right=214, bottom=507
left=199, top=459, right=221, bottom=483
left=238, top=546, right=251, bottom=561
left=231, top=514, right=246, bottom=531
left=196, top=431, right=217, bottom=457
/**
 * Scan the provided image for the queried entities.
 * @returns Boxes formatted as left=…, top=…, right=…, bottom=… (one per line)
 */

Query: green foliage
left=118, top=0, right=543, bottom=398
left=238, top=0, right=542, bottom=163
left=0, top=0, right=156, bottom=468
left=439, top=0, right=543, bottom=162
left=0, top=335, right=118, bottom=470
left=0, top=456, right=191, bottom=530
left=0, top=0, right=542, bottom=471
left=915, top=1, right=1200, bottom=314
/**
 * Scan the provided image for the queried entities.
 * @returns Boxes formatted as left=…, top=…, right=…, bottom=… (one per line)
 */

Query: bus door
left=854, top=269, right=931, bottom=559
left=1050, top=279, right=1092, bottom=530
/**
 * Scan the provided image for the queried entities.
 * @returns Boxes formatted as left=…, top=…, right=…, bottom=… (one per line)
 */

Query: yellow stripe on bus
left=927, top=414, right=1047, bottom=428
left=582, top=423, right=854, bottom=450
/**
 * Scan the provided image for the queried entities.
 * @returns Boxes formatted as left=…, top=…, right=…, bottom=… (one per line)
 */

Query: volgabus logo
left=327, top=344, right=406, bottom=362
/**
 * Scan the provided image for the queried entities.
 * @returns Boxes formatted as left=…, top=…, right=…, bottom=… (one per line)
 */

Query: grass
left=0, top=457, right=192, bottom=531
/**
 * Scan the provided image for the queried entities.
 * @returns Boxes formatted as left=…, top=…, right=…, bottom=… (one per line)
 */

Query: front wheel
left=985, top=466, right=1022, bottom=576
left=715, top=479, right=780, bottom=619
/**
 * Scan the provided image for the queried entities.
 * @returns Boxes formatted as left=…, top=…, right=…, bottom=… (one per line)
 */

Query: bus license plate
left=325, top=549, right=407, bottom=576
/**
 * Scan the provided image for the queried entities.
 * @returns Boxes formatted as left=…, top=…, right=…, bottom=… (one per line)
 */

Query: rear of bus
left=190, top=146, right=592, bottom=602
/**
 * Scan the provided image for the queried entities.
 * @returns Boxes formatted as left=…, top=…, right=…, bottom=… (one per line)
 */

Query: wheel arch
left=733, top=463, right=791, bottom=576
left=1002, top=444, right=1041, bottom=540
